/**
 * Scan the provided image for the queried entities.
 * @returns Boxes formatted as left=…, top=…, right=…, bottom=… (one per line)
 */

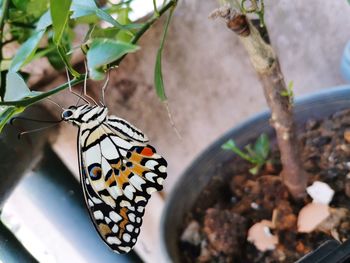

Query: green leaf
left=115, top=7, right=133, bottom=42
left=4, top=72, right=41, bottom=101
left=27, top=0, right=49, bottom=20
left=245, top=144, right=259, bottom=161
left=253, top=133, right=270, bottom=160
left=50, top=0, right=72, bottom=44
left=154, top=51, right=166, bottom=100
left=0, top=72, right=42, bottom=132
left=47, top=48, right=66, bottom=70
left=0, top=106, right=24, bottom=132
left=71, top=1, right=97, bottom=19
left=221, top=139, right=254, bottom=163
left=87, top=38, right=139, bottom=80
left=31, top=46, right=56, bottom=61
left=71, top=1, right=142, bottom=30
left=90, top=27, right=121, bottom=39
left=47, top=29, right=73, bottom=70
left=221, top=139, right=236, bottom=150
left=222, top=135, right=269, bottom=175
left=12, top=0, right=48, bottom=20
left=9, top=30, right=45, bottom=72
left=249, top=165, right=260, bottom=175
left=56, top=44, right=79, bottom=77
left=0, top=60, right=11, bottom=71
left=36, top=10, right=52, bottom=30
left=154, top=6, right=175, bottom=101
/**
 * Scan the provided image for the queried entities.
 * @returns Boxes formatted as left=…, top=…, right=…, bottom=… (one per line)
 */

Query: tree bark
left=213, top=8, right=308, bottom=199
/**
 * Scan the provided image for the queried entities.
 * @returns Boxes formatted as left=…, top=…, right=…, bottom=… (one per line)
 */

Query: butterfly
left=61, top=104, right=167, bottom=253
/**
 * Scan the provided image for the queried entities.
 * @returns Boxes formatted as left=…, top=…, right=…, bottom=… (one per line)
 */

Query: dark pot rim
left=160, top=85, right=350, bottom=263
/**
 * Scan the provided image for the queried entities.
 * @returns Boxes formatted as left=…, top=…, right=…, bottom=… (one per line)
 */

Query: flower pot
left=161, top=85, right=350, bottom=262
left=296, top=239, right=350, bottom=263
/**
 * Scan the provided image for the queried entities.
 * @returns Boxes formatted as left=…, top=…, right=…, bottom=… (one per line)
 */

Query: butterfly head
left=62, top=105, right=108, bottom=126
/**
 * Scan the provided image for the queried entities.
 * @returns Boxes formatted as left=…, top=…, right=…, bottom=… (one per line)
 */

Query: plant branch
left=212, top=6, right=308, bottom=199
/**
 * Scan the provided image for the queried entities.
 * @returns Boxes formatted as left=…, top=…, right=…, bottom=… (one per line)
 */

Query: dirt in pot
left=179, top=109, right=350, bottom=263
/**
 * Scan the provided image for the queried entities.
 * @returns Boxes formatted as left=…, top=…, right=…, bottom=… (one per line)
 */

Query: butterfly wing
left=78, top=120, right=167, bottom=254
left=107, top=115, right=149, bottom=143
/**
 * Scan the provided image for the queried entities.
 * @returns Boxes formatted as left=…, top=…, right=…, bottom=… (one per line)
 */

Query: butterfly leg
left=101, top=70, right=110, bottom=106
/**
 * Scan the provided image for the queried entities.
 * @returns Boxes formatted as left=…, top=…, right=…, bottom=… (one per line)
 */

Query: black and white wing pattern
left=78, top=117, right=167, bottom=253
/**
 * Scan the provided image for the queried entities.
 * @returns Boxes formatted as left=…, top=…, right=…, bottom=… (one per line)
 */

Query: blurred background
left=1, top=0, right=350, bottom=262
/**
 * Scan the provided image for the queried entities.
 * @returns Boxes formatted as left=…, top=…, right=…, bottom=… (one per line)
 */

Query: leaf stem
left=153, top=0, right=160, bottom=16
left=154, top=3, right=175, bottom=100
left=0, top=75, right=86, bottom=107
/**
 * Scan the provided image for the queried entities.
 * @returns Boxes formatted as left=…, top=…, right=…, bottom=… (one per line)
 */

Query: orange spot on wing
left=106, top=175, right=116, bottom=187
left=118, top=207, right=129, bottom=238
left=98, top=223, right=112, bottom=237
left=116, top=169, right=130, bottom=188
left=130, top=153, right=142, bottom=163
left=141, top=147, right=154, bottom=157
left=129, top=164, right=147, bottom=177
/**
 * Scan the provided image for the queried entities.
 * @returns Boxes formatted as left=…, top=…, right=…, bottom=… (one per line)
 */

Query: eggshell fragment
left=306, top=181, right=334, bottom=205
left=247, top=220, right=278, bottom=252
left=297, top=203, right=330, bottom=233
left=181, top=220, right=201, bottom=245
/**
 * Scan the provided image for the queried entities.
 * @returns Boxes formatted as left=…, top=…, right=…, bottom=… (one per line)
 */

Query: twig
left=212, top=6, right=307, bottom=199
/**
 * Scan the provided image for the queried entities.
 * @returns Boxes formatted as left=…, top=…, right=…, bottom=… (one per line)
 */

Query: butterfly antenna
left=65, top=68, right=90, bottom=104
left=17, top=123, right=60, bottom=140
left=10, top=117, right=62, bottom=125
left=163, top=101, right=182, bottom=140
left=46, top=97, right=64, bottom=110
left=101, top=70, right=110, bottom=106
left=75, top=86, right=85, bottom=107
left=83, top=60, right=99, bottom=106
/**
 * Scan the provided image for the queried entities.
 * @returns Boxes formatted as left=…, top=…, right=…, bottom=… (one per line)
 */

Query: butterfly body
left=62, top=105, right=167, bottom=253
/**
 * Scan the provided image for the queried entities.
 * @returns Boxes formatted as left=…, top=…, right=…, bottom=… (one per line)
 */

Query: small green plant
left=222, top=133, right=270, bottom=175
left=281, top=80, right=294, bottom=105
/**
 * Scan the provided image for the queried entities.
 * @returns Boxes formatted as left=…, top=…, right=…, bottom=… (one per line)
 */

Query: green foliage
left=0, top=0, right=177, bottom=132
left=10, top=30, right=45, bottom=72
left=281, top=80, right=294, bottom=105
left=222, top=133, right=270, bottom=175
left=50, top=0, right=72, bottom=44
left=154, top=4, right=176, bottom=101
left=0, top=72, right=40, bottom=131
left=4, top=72, right=41, bottom=101
left=87, top=39, right=139, bottom=80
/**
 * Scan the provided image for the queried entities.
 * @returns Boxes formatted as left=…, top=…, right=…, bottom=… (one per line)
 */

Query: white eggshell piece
left=247, top=220, right=278, bottom=252
left=297, top=203, right=330, bottom=233
left=306, top=181, right=334, bottom=205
